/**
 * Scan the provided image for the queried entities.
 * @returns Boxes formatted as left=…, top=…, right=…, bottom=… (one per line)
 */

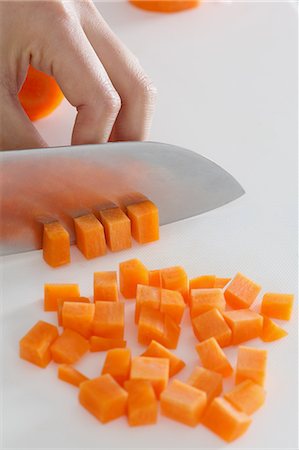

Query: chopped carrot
left=192, top=308, right=232, bottom=347
left=223, top=309, right=263, bottom=345
left=163, top=314, right=181, bottom=349
left=135, top=284, right=160, bottom=324
left=202, top=397, right=252, bottom=442
left=141, top=340, right=185, bottom=377
left=92, top=301, right=124, bottom=339
left=138, top=306, right=165, bottom=346
left=90, top=336, right=127, bottom=352
left=224, top=380, right=266, bottom=415
left=224, top=273, right=261, bottom=309
left=161, top=266, right=189, bottom=303
left=190, top=275, right=216, bottom=290
left=130, top=356, right=169, bottom=398
left=148, top=269, right=161, bottom=287
left=79, top=374, right=128, bottom=423
left=98, top=207, right=131, bottom=252
left=261, top=316, right=288, bottom=342
left=50, top=329, right=89, bottom=364
left=124, top=379, right=158, bottom=426
left=190, top=288, right=225, bottom=318
left=130, top=0, right=200, bottom=13
left=44, top=283, right=80, bottom=312
left=102, top=348, right=131, bottom=385
left=186, top=367, right=223, bottom=404
left=119, top=258, right=149, bottom=299
left=160, top=288, right=185, bottom=324
left=43, top=222, right=70, bottom=268
left=94, top=271, right=118, bottom=302
left=260, top=293, right=294, bottom=320
left=62, top=302, right=95, bottom=338
left=58, top=364, right=88, bottom=387
left=126, top=200, right=159, bottom=243
left=160, top=379, right=207, bottom=427
left=195, top=337, right=233, bottom=377
left=57, top=297, right=90, bottom=326
left=74, top=214, right=106, bottom=259
left=19, top=320, right=58, bottom=368
left=236, top=346, right=267, bottom=386
left=214, top=277, right=231, bottom=288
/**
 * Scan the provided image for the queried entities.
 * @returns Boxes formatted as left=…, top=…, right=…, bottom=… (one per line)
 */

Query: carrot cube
left=135, top=284, right=160, bottom=323
left=74, top=214, right=106, bottom=259
left=126, top=200, right=159, bottom=244
left=79, top=374, right=128, bottom=423
left=98, top=207, right=131, bottom=252
left=223, top=309, right=263, bottom=345
left=94, top=271, right=118, bottom=302
left=58, top=364, right=88, bottom=387
left=44, top=283, right=80, bottom=312
left=92, top=301, right=124, bottom=339
left=138, top=306, right=165, bottom=346
left=214, top=277, right=231, bottom=288
left=57, top=297, right=90, bottom=326
left=148, top=269, right=161, bottom=287
left=160, top=379, right=207, bottom=427
left=224, top=272, right=261, bottom=309
left=261, top=293, right=294, bottom=320
left=236, top=346, right=267, bottom=386
left=196, top=337, right=233, bottom=377
left=202, top=397, right=252, bottom=442
left=50, top=329, right=89, bottom=364
left=160, top=288, right=185, bottom=324
left=224, top=379, right=266, bottom=415
left=90, top=336, right=127, bottom=352
left=161, top=266, right=189, bottom=303
left=62, top=302, right=95, bottom=338
left=19, top=320, right=58, bottom=368
left=102, top=348, right=131, bottom=385
left=130, top=356, right=169, bottom=397
left=190, top=288, right=225, bottom=318
left=186, top=367, right=223, bottom=404
left=192, top=308, right=232, bottom=347
left=141, top=340, right=185, bottom=377
left=43, top=221, right=70, bottom=268
left=261, top=316, right=288, bottom=342
left=190, top=275, right=216, bottom=290
left=124, top=379, right=158, bottom=426
left=119, top=258, right=149, bottom=299
left=163, top=314, right=181, bottom=349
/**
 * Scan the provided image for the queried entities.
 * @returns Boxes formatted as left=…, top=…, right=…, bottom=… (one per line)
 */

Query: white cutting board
left=1, top=2, right=298, bottom=449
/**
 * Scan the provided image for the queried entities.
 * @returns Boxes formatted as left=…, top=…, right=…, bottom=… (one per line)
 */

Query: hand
left=0, top=0, right=157, bottom=150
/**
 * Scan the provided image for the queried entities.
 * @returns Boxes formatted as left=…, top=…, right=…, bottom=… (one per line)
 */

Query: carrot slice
left=43, top=222, right=70, bottom=268
left=195, top=337, right=233, bottom=377
left=160, top=266, right=189, bottom=303
left=190, top=288, right=225, bottom=318
left=119, top=258, right=149, bottom=299
left=224, top=273, right=261, bottom=309
left=92, top=301, right=125, bottom=339
left=186, top=367, right=223, bottom=404
left=160, top=379, right=207, bottom=427
left=94, top=271, right=118, bottom=302
left=98, top=207, right=131, bottom=252
left=90, top=336, right=127, bottom=352
left=130, top=356, right=169, bottom=398
left=58, top=364, right=88, bottom=387
left=141, top=340, right=185, bottom=377
left=102, top=348, right=131, bottom=385
left=148, top=269, right=161, bottom=287
left=235, top=346, right=267, bottom=386
left=130, top=0, right=200, bottom=13
left=124, top=379, right=158, bottom=426
left=223, top=309, right=263, bottom=345
left=214, top=277, right=231, bottom=288
left=135, top=284, right=160, bottom=324
left=160, top=288, right=185, bottom=324
left=44, top=283, right=80, bottom=312
left=57, top=297, right=90, bottom=326
left=260, top=293, right=294, bottom=320
left=261, top=316, right=288, bottom=342
left=126, top=200, right=159, bottom=244
left=79, top=374, right=128, bottom=423
left=190, top=275, right=216, bottom=290
left=19, top=320, right=58, bottom=368
left=192, top=308, right=232, bottom=347
left=224, top=379, right=266, bottom=415
left=62, top=302, right=95, bottom=338
left=74, top=214, right=106, bottom=259
left=50, top=329, right=89, bottom=364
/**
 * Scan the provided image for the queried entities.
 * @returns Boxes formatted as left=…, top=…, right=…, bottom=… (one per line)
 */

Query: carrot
left=163, top=314, right=181, bottom=349
left=94, top=271, right=118, bottom=302
left=79, top=374, right=128, bottom=423
left=44, top=283, right=80, bottom=312
left=57, top=297, right=90, bottom=326
left=141, top=340, right=185, bottom=377
left=235, top=346, right=267, bottom=386
left=186, top=367, right=223, bottom=404
left=43, top=222, right=70, bottom=268
left=214, top=277, right=231, bottom=288
left=261, top=316, right=288, bottom=342
left=102, top=348, right=131, bottom=385
left=98, top=207, right=131, bottom=252
left=195, top=337, right=233, bottom=377
left=74, top=214, right=106, bottom=259
left=224, top=273, right=261, bottom=309
left=92, top=301, right=125, bottom=339
left=130, top=356, right=169, bottom=398
left=202, top=397, right=252, bottom=442
left=62, top=302, right=95, bottom=338
left=189, top=275, right=216, bottom=290
left=160, top=379, right=207, bottom=427
left=160, top=266, right=189, bottom=303
left=160, top=288, right=185, bottom=324
left=126, top=200, right=159, bottom=244
left=192, top=308, right=232, bottom=347
left=223, top=309, right=264, bottom=344
left=90, top=336, right=127, bottom=352
left=124, top=379, right=158, bottom=426
left=260, top=293, right=294, bottom=320
left=58, top=364, right=88, bottom=387
left=135, top=285, right=160, bottom=324
left=50, top=329, right=89, bottom=364
left=148, top=269, right=161, bottom=287
left=224, top=380, right=266, bottom=415
left=19, top=320, right=58, bottom=368
left=130, top=0, right=200, bottom=14
left=119, top=258, right=149, bottom=299
left=190, top=288, right=225, bottom=318
left=138, top=306, right=181, bottom=349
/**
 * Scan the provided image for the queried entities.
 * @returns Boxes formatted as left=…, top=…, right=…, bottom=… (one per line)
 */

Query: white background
left=1, top=1, right=298, bottom=449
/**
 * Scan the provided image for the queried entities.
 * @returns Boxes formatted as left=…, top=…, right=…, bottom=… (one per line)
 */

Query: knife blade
left=0, top=141, right=244, bottom=255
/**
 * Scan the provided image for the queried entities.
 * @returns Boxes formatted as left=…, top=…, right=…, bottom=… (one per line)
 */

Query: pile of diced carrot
left=19, top=261, right=294, bottom=443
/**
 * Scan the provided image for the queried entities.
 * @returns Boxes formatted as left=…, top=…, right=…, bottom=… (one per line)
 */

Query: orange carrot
left=160, top=288, right=185, bottom=324
left=148, top=269, right=161, bottom=287
left=58, top=364, right=88, bottom=387
left=74, top=214, right=106, bottom=259
left=98, top=207, right=131, bottom=252
left=43, top=222, right=70, bottom=268
left=138, top=306, right=165, bottom=346
left=124, top=379, right=158, bottom=426
left=161, top=266, right=189, bottom=303
left=190, top=288, right=225, bottom=318
left=141, top=340, right=185, bottom=377
left=223, top=309, right=263, bottom=345
left=130, top=0, right=200, bottom=13
left=192, top=308, right=232, bottom=347
left=224, top=273, right=261, bottom=309
left=190, top=275, right=216, bottom=290
left=224, top=379, right=266, bottom=415
left=163, top=314, right=181, bottom=349
left=62, top=302, right=95, bottom=338
left=44, top=283, right=80, bottom=312
left=214, top=277, right=231, bottom=288
left=135, top=284, right=160, bottom=324
left=94, top=271, right=118, bottom=302
left=130, top=356, right=169, bottom=398
left=50, top=329, right=89, bottom=364
left=235, top=346, right=267, bottom=386
left=102, top=348, right=131, bottom=385
left=260, top=293, right=294, bottom=320
left=261, top=316, right=288, bottom=342
left=195, top=337, right=233, bottom=377
left=119, top=258, right=149, bottom=299
left=57, top=297, right=90, bottom=326
left=92, top=301, right=124, bottom=339
left=90, top=336, right=127, bottom=352
left=186, top=367, right=223, bottom=404
left=126, top=200, right=159, bottom=244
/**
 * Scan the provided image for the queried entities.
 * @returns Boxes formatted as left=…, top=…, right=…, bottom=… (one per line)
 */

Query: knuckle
left=102, top=90, right=122, bottom=116
left=135, top=74, right=157, bottom=105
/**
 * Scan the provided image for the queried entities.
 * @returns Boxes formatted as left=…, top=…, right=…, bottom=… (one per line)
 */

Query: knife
left=0, top=141, right=244, bottom=256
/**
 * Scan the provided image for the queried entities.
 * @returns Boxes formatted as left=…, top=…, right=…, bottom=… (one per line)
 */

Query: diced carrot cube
left=141, top=340, right=185, bottom=377
left=74, top=214, right=106, bottom=259
left=190, top=288, right=225, bottom=318
left=92, top=301, right=124, bottom=339
left=138, top=306, right=165, bottom=346
left=148, top=269, right=161, bottom=287
left=224, top=379, right=266, bottom=415
left=214, top=277, right=231, bottom=288
left=130, top=356, right=169, bottom=397
left=124, top=379, right=158, bottom=426
left=224, top=273, right=261, bottom=309
left=192, top=308, right=232, bottom=347
left=202, top=397, right=252, bottom=442
left=44, top=283, right=80, bottom=312
left=58, top=364, right=88, bottom=387
left=62, top=302, right=95, bottom=338
left=135, top=284, right=160, bottom=324
left=160, top=379, right=207, bottom=427
left=19, top=320, right=58, bottom=368
left=260, top=293, right=294, bottom=320
left=236, top=346, right=267, bottom=386
left=196, top=337, right=233, bottom=377
left=102, top=348, right=131, bottom=385
left=160, top=288, right=185, bottom=324
left=161, top=266, right=189, bottom=303
left=190, top=275, right=216, bottom=290
left=186, top=367, right=223, bottom=404
left=50, top=329, right=89, bottom=364
left=43, top=221, right=70, bottom=268
left=261, top=316, right=288, bottom=342
left=163, top=314, right=181, bottom=349
left=120, top=258, right=149, bottom=299
left=79, top=374, right=128, bottom=423
left=126, top=200, right=159, bottom=244
left=94, top=271, right=118, bottom=302
left=90, top=336, right=127, bottom=352
left=223, top=309, right=263, bottom=345
left=57, top=297, right=90, bottom=326
left=98, top=207, right=131, bottom=252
